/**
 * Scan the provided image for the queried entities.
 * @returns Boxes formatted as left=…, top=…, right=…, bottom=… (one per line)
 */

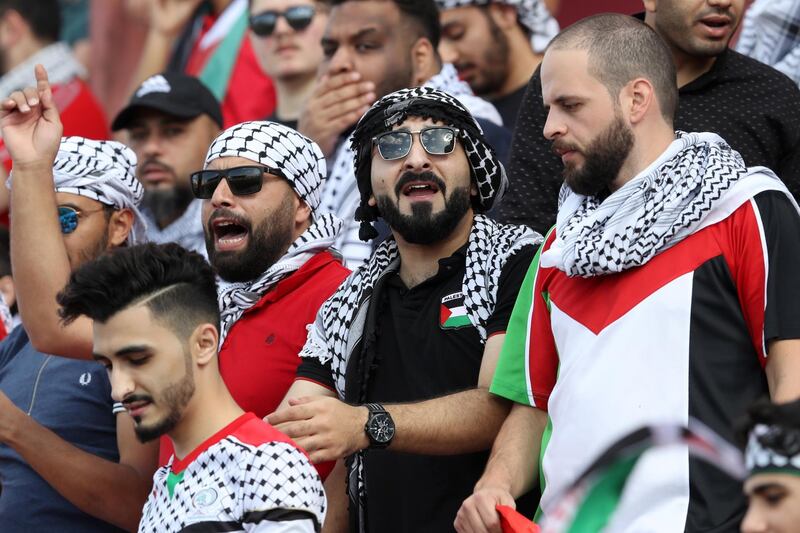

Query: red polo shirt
left=158, top=250, right=350, bottom=472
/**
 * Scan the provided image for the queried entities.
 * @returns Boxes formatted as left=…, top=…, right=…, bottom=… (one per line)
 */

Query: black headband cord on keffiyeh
left=350, top=86, right=508, bottom=241
left=203, top=121, right=344, bottom=346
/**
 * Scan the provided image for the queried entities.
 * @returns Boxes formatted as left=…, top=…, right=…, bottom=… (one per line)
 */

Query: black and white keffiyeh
left=746, top=423, right=800, bottom=476
left=299, top=214, right=540, bottom=532
left=541, top=132, right=792, bottom=277
left=435, top=0, right=559, bottom=52
left=205, top=121, right=343, bottom=345
left=42, top=137, right=146, bottom=244
left=205, top=121, right=327, bottom=212
left=350, top=86, right=508, bottom=240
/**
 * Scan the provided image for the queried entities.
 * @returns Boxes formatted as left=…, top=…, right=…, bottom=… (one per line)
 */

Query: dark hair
left=736, top=396, right=800, bottom=447
left=58, top=243, right=220, bottom=340
left=548, top=13, right=678, bottom=123
left=328, top=0, right=441, bottom=49
left=0, top=0, right=61, bottom=43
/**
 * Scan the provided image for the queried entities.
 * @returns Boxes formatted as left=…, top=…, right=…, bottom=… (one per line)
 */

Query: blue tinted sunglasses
left=58, top=205, right=106, bottom=234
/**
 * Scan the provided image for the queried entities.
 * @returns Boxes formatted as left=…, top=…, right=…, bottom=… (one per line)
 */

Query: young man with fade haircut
left=162, top=120, right=350, bottom=471
left=0, top=66, right=157, bottom=531
left=739, top=397, right=800, bottom=533
left=298, top=0, right=508, bottom=267
left=249, top=0, right=330, bottom=129
left=58, top=243, right=327, bottom=533
left=436, top=0, right=559, bottom=131
left=500, top=0, right=800, bottom=236
left=456, top=14, right=800, bottom=532
left=269, top=87, right=541, bottom=532
left=111, top=72, right=223, bottom=256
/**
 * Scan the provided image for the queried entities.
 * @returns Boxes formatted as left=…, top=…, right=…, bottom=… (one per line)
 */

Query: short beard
left=77, top=223, right=110, bottom=267
left=470, top=9, right=511, bottom=96
left=132, top=354, right=195, bottom=443
left=143, top=186, right=195, bottom=229
left=559, top=113, right=634, bottom=197
left=205, top=194, right=296, bottom=283
left=377, top=171, right=472, bottom=245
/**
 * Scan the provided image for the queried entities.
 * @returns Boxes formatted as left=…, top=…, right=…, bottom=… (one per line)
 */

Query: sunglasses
left=249, top=5, right=316, bottom=37
left=190, top=165, right=285, bottom=199
left=58, top=205, right=106, bottom=234
left=372, top=127, right=461, bottom=161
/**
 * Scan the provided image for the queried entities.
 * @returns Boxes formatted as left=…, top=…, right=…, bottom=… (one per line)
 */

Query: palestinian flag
left=440, top=292, right=471, bottom=329
left=536, top=419, right=746, bottom=533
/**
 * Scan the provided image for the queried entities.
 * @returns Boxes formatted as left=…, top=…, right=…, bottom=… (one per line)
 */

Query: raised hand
left=297, top=71, right=375, bottom=157
left=0, top=64, right=63, bottom=171
left=147, top=0, right=204, bottom=38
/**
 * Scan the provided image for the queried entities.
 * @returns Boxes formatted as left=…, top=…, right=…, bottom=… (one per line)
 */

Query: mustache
left=394, top=170, right=447, bottom=197
left=206, top=208, right=252, bottom=231
left=551, top=139, right=580, bottom=156
left=139, top=158, right=176, bottom=175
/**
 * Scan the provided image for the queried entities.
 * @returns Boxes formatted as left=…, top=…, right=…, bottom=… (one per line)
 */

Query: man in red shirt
left=154, top=121, right=350, bottom=473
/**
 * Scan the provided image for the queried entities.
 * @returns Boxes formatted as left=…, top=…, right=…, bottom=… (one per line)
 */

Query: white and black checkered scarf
left=206, top=121, right=344, bottom=345
left=542, top=132, right=764, bottom=277
left=300, top=214, right=540, bottom=530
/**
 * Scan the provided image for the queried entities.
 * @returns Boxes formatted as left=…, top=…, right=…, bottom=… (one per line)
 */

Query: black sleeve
left=486, top=244, right=538, bottom=336
left=497, top=68, right=564, bottom=235
left=754, top=191, right=800, bottom=343
left=296, top=355, right=336, bottom=391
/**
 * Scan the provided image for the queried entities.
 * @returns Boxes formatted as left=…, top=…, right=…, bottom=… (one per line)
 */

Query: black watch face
left=368, top=413, right=395, bottom=443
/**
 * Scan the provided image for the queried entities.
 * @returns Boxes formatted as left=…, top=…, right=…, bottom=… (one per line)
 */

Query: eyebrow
left=751, top=482, right=785, bottom=496
left=351, top=27, right=381, bottom=40
left=113, top=345, right=152, bottom=357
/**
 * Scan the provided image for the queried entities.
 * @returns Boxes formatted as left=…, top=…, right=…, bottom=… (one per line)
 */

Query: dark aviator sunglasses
left=190, top=165, right=286, bottom=199
left=372, top=126, right=461, bottom=161
left=249, top=5, right=316, bottom=37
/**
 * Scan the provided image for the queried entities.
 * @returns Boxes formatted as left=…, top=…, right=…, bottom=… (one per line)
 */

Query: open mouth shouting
left=395, top=171, right=447, bottom=202
left=208, top=210, right=251, bottom=252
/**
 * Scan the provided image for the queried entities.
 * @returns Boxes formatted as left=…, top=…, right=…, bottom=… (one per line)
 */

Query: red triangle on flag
left=497, top=505, right=540, bottom=533
left=440, top=303, right=452, bottom=326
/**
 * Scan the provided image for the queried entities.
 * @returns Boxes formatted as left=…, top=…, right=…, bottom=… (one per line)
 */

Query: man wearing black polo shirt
left=268, top=87, right=540, bottom=532
left=499, top=0, right=800, bottom=235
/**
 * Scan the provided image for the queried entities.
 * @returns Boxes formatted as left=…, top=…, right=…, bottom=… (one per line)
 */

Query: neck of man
left=671, top=46, right=718, bottom=88
left=274, top=72, right=317, bottom=122
left=610, top=123, right=676, bottom=193
left=168, top=371, right=244, bottom=460
left=492, top=33, right=542, bottom=100
left=395, top=209, right=474, bottom=288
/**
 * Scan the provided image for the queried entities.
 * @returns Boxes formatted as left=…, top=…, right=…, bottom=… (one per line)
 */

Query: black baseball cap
left=111, top=72, right=224, bottom=131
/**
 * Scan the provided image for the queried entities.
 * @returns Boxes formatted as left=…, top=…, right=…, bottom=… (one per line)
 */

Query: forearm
left=766, top=339, right=800, bottom=402
left=129, top=30, right=175, bottom=93
left=9, top=167, right=92, bottom=357
left=5, top=412, right=151, bottom=531
left=386, top=388, right=511, bottom=455
left=476, top=403, right=546, bottom=499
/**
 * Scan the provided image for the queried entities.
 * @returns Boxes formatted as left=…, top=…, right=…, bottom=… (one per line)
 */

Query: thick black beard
left=143, top=186, right=195, bottom=229
left=562, top=114, right=634, bottom=197
left=131, top=363, right=195, bottom=443
left=377, top=172, right=471, bottom=245
left=204, top=196, right=295, bottom=283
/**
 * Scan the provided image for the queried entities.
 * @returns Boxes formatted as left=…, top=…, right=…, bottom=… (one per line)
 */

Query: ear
left=107, top=208, right=134, bottom=247
left=410, top=37, right=439, bottom=86
left=642, top=0, right=657, bottom=16
left=367, top=194, right=377, bottom=207
left=191, top=323, right=219, bottom=368
left=0, top=275, right=15, bottom=309
left=624, top=78, right=657, bottom=126
left=294, top=195, right=312, bottom=226
left=487, top=3, right=519, bottom=31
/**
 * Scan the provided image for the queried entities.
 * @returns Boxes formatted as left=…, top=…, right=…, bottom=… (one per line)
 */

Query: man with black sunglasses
left=0, top=66, right=158, bottom=531
left=154, top=120, right=351, bottom=476
left=269, top=87, right=540, bottom=532
left=249, top=0, right=329, bottom=129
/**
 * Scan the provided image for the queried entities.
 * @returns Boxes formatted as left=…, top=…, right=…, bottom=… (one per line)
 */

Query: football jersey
left=139, top=413, right=326, bottom=532
left=492, top=185, right=800, bottom=530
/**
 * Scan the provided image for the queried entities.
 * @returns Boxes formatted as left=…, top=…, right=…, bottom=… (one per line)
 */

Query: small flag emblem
left=440, top=291, right=472, bottom=330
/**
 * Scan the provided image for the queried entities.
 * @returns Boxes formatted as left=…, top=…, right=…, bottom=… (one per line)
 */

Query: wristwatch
left=364, top=403, right=395, bottom=449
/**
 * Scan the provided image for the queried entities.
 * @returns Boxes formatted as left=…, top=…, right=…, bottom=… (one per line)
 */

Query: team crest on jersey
left=440, top=292, right=472, bottom=330
left=193, top=487, right=218, bottom=509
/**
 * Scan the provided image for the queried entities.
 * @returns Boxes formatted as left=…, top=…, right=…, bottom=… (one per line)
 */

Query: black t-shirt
left=298, top=244, right=538, bottom=532
left=491, top=84, right=527, bottom=133
left=499, top=48, right=800, bottom=235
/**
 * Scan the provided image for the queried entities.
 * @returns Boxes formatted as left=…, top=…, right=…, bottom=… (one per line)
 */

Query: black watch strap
left=364, top=403, right=395, bottom=449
